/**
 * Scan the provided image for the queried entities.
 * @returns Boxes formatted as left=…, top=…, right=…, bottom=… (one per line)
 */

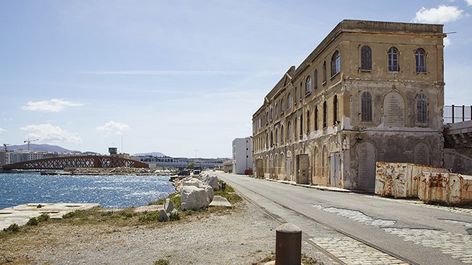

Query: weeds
left=26, top=217, right=39, bottom=226
left=154, top=259, right=170, bottom=265
left=3, top=224, right=19, bottom=233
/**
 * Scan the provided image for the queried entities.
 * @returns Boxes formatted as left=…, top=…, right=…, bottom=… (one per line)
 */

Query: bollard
left=276, top=223, right=302, bottom=265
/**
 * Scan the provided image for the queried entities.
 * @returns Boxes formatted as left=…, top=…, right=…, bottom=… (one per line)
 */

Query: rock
left=180, top=186, right=211, bottom=210
left=203, top=185, right=214, bottom=202
left=201, top=175, right=219, bottom=191
left=183, top=178, right=204, bottom=188
left=158, top=209, right=169, bottom=222
left=164, top=198, right=174, bottom=213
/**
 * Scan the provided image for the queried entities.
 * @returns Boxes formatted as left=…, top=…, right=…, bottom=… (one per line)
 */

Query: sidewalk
left=263, top=178, right=352, bottom=193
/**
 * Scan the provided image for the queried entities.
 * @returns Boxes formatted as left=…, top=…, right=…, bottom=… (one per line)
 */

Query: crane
left=24, top=138, right=39, bottom=151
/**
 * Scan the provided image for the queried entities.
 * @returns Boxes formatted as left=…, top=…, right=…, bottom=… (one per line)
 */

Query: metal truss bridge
left=2, top=155, right=149, bottom=170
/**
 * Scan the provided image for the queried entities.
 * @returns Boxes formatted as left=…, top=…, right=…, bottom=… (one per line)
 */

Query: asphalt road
left=216, top=172, right=472, bottom=265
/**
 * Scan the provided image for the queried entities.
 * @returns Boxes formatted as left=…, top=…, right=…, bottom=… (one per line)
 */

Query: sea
left=0, top=172, right=175, bottom=209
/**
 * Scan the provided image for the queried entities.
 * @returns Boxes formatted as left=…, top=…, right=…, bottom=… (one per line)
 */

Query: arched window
left=287, top=93, right=292, bottom=109
left=306, top=110, right=311, bottom=134
left=416, top=94, right=428, bottom=123
left=323, top=101, right=327, bottom=128
left=388, top=47, right=399, bottom=72
left=361, top=92, right=372, bottom=122
left=361, top=45, right=372, bottom=70
left=314, top=106, right=318, bottom=131
left=305, top=75, right=312, bottom=95
left=331, top=51, right=341, bottom=76
left=323, top=61, right=327, bottom=84
left=333, top=95, right=338, bottom=125
left=314, top=69, right=318, bottom=90
left=270, top=131, right=274, bottom=148
left=415, top=48, right=426, bottom=73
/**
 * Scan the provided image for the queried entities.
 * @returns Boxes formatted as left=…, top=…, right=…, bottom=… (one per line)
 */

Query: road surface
left=216, top=172, right=472, bottom=265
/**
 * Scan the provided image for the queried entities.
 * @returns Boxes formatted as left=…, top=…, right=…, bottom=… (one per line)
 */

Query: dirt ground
left=0, top=202, right=281, bottom=265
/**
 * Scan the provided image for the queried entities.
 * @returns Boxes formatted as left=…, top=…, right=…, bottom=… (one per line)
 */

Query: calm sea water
left=0, top=173, right=175, bottom=209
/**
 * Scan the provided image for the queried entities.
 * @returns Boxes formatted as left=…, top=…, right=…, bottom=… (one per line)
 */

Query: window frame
left=331, top=51, right=341, bottom=77
left=415, top=48, right=427, bottom=73
left=360, top=45, right=372, bottom=71
left=388, top=47, right=400, bottom=72
left=416, top=94, right=428, bottom=124
left=361, top=91, right=373, bottom=122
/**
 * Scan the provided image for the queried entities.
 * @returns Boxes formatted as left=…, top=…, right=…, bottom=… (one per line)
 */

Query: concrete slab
left=134, top=205, right=163, bottom=213
left=209, top=195, right=232, bottom=207
left=0, top=203, right=99, bottom=230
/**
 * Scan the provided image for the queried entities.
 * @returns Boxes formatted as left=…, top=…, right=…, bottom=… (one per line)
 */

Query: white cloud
left=413, top=5, right=464, bottom=24
left=21, top=124, right=81, bottom=143
left=97, top=121, right=129, bottom=135
left=466, top=0, right=472, bottom=6
left=444, top=37, right=452, bottom=47
left=22, top=98, right=83, bottom=112
left=0, top=128, right=5, bottom=134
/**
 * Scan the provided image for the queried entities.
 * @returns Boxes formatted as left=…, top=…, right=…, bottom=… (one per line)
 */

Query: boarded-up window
left=383, top=92, right=405, bottom=127
left=361, top=92, right=372, bottom=122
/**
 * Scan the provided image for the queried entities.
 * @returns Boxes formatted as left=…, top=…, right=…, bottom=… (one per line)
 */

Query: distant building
left=222, top=160, right=233, bottom=173
left=0, top=151, right=11, bottom=166
left=132, top=155, right=225, bottom=169
left=232, top=137, right=253, bottom=174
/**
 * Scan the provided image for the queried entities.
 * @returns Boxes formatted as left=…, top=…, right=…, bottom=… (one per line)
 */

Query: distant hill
left=134, top=152, right=166, bottom=157
left=6, top=144, right=79, bottom=153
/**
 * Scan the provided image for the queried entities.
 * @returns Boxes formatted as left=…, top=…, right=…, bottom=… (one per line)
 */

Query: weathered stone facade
left=252, top=20, right=445, bottom=192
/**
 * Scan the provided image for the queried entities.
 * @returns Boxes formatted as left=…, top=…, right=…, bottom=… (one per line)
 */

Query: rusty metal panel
left=419, top=173, right=472, bottom=205
left=376, top=162, right=449, bottom=199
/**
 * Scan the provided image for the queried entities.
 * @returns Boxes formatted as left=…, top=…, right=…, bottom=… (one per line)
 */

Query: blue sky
left=1, top=0, right=471, bottom=157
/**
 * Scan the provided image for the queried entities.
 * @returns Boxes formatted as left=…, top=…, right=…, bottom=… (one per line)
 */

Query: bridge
left=1, top=155, right=149, bottom=170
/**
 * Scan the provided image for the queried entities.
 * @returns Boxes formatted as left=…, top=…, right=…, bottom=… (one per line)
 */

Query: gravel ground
left=0, top=202, right=282, bottom=265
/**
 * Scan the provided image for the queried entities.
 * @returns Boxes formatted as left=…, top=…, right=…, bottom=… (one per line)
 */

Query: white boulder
left=180, top=186, right=211, bottom=210
left=201, top=175, right=220, bottom=191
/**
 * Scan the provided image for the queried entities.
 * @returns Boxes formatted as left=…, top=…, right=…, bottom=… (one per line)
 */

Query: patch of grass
left=26, top=217, right=39, bottom=226
left=169, top=194, right=181, bottom=210
left=154, top=259, right=170, bottom=265
left=37, top=213, right=50, bottom=222
left=138, top=211, right=159, bottom=222
left=214, top=183, right=242, bottom=204
left=3, top=224, right=20, bottom=233
left=169, top=211, right=180, bottom=221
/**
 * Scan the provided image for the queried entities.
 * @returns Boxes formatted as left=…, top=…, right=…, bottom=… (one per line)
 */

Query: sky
left=0, top=0, right=471, bottom=158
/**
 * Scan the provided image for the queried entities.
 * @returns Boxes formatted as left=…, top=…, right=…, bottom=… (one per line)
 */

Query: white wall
left=232, top=137, right=253, bottom=174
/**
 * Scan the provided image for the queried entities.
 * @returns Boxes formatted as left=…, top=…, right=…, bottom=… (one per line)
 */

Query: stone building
left=252, top=20, right=445, bottom=192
